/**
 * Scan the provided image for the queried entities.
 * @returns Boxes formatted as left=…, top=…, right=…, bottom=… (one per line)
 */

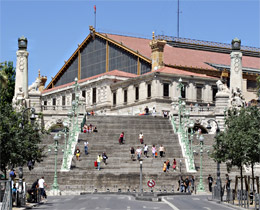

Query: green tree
left=0, top=61, right=45, bottom=178
left=211, top=107, right=260, bottom=192
left=0, top=61, right=16, bottom=104
left=257, top=75, right=260, bottom=98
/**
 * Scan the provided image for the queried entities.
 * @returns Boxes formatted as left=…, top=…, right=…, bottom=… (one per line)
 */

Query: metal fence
left=0, top=179, right=12, bottom=210
left=237, top=190, right=249, bottom=208
left=254, top=193, right=260, bottom=210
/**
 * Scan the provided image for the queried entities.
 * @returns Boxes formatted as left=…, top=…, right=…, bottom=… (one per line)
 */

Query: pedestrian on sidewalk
left=144, top=106, right=149, bottom=115
left=75, top=147, right=80, bottom=161
left=152, top=145, right=156, bottom=158
left=102, top=152, right=108, bottom=165
left=143, top=144, right=148, bottom=158
left=27, top=160, right=33, bottom=171
left=12, top=183, right=17, bottom=205
left=163, top=161, right=167, bottom=172
left=130, top=147, right=135, bottom=160
left=184, top=176, right=190, bottom=193
left=159, top=145, right=165, bottom=158
left=172, top=159, right=177, bottom=171
left=139, top=132, right=144, bottom=144
left=166, top=159, right=170, bottom=172
left=208, top=174, right=213, bottom=192
left=84, top=141, right=89, bottom=155
left=97, top=155, right=103, bottom=170
left=178, top=176, right=185, bottom=192
left=152, top=106, right=156, bottom=117
left=119, top=132, right=124, bottom=144
left=9, top=169, right=16, bottom=180
left=190, top=176, right=195, bottom=193
left=135, top=147, right=142, bottom=161
left=38, top=177, right=47, bottom=200
left=225, top=174, right=231, bottom=191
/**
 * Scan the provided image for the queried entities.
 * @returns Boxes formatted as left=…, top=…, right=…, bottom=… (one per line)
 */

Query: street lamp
left=61, top=121, right=69, bottom=170
left=17, top=107, right=36, bottom=207
left=139, top=161, right=143, bottom=194
left=188, top=120, right=195, bottom=170
left=48, top=133, right=61, bottom=195
left=197, top=135, right=205, bottom=192
left=177, top=78, right=184, bottom=133
left=206, top=119, right=222, bottom=201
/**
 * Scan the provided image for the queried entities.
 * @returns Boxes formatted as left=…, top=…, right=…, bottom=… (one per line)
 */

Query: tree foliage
left=257, top=75, right=260, bottom=98
left=211, top=106, right=260, bottom=190
left=0, top=61, right=15, bottom=104
left=0, top=61, right=45, bottom=177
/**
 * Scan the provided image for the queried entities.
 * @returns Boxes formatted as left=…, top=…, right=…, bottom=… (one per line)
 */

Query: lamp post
left=61, top=121, right=69, bottom=170
left=188, top=120, right=195, bottom=170
left=67, top=111, right=73, bottom=155
left=18, top=107, right=36, bottom=207
left=206, top=119, right=222, bottom=201
left=197, top=135, right=205, bottom=192
left=177, top=78, right=184, bottom=133
left=139, top=161, right=143, bottom=194
left=48, top=133, right=61, bottom=195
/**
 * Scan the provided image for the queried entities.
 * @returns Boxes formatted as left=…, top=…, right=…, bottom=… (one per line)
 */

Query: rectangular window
left=52, top=98, right=56, bottom=106
left=135, top=86, right=139, bottom=101
left=52, top=98, right=56, bottom=110
left=113, top=92, right=116, bottom=106
left=212, top=86, right=218, bottom=102
left=82, top=90, right=86, bottom=98
left=124, top=89, right=128, bottom=103
left=181, top=85, right=186, bottom=99
left=62, top=96, right=66, bottom=106
left=43, top=100, right=47, bottom=110
left=72, top=93, right=75, bottom=102
left=163, top=83, right=169, bottom=97
left=247, top=80, right=257, bottom=91
left=92, top=88, right=96, bottom=104
left=147, top=84, right=151, bottom=98
left=196, top=86, right=202, bottom=102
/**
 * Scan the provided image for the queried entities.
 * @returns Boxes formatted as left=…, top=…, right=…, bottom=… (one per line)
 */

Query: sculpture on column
left=229, top=87, right=246, bottom=108
left=216, top=80, right=230, bottom=96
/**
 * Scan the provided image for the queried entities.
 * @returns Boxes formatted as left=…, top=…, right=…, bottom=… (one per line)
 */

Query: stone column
left=230, top=38, right=243, bottom=93
left=14, top=36, right=29, bottom=101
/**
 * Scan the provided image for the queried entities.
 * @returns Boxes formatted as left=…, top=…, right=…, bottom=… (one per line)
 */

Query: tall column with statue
left=13, top=36, right=29, bottom=106
left=230, top=38, right=243, bottom=93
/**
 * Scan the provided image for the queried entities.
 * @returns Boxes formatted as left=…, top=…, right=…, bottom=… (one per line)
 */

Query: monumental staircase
left=23, top=115, right=247, bottom=194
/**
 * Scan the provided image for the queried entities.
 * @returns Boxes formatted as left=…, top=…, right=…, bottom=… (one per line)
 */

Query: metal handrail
left=1, top=179, right=12, bottom=210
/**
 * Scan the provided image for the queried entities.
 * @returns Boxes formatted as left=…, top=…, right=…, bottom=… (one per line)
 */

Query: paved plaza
left=29, top=194, right=242, bottom=210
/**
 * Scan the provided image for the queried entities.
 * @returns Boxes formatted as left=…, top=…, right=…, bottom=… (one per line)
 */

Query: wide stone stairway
left=23, top=115, right=246, bottom=194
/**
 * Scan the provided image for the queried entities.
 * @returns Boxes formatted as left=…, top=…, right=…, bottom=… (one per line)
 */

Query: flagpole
left=94, top=5, right=96, bottom=29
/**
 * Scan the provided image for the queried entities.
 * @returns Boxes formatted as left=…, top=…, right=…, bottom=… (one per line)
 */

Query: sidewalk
left=12, top=200, right=47, bottom=210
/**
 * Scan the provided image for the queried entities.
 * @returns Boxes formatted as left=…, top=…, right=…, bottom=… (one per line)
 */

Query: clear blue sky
left=1, top=0, right=259, bottom=85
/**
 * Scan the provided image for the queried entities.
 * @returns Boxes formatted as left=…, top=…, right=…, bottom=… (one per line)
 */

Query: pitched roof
left=43, top=70, right=137, bottom=94
left=153, top=66, right=217, bottom=79
left=103, top=33, right=260, bottom=70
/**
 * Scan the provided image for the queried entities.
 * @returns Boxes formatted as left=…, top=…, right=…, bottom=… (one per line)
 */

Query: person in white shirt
left=143, top=144, right=148, bottom=158
left=136, top=147, right=142, bottom=160
left=84, top=141, right=89, bottom=155
left=38, top=177, right=47, bottom=199
left=139, top=132, right=144, bottom=144
left=159, top=145, right=165, bottom=158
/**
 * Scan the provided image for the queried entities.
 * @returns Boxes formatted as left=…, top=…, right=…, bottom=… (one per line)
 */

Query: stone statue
left=216, top=80, right=229, bottom=94
left=28, top=77, right=41, bottom=92
left=230, top=87, right=246, bottom=108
